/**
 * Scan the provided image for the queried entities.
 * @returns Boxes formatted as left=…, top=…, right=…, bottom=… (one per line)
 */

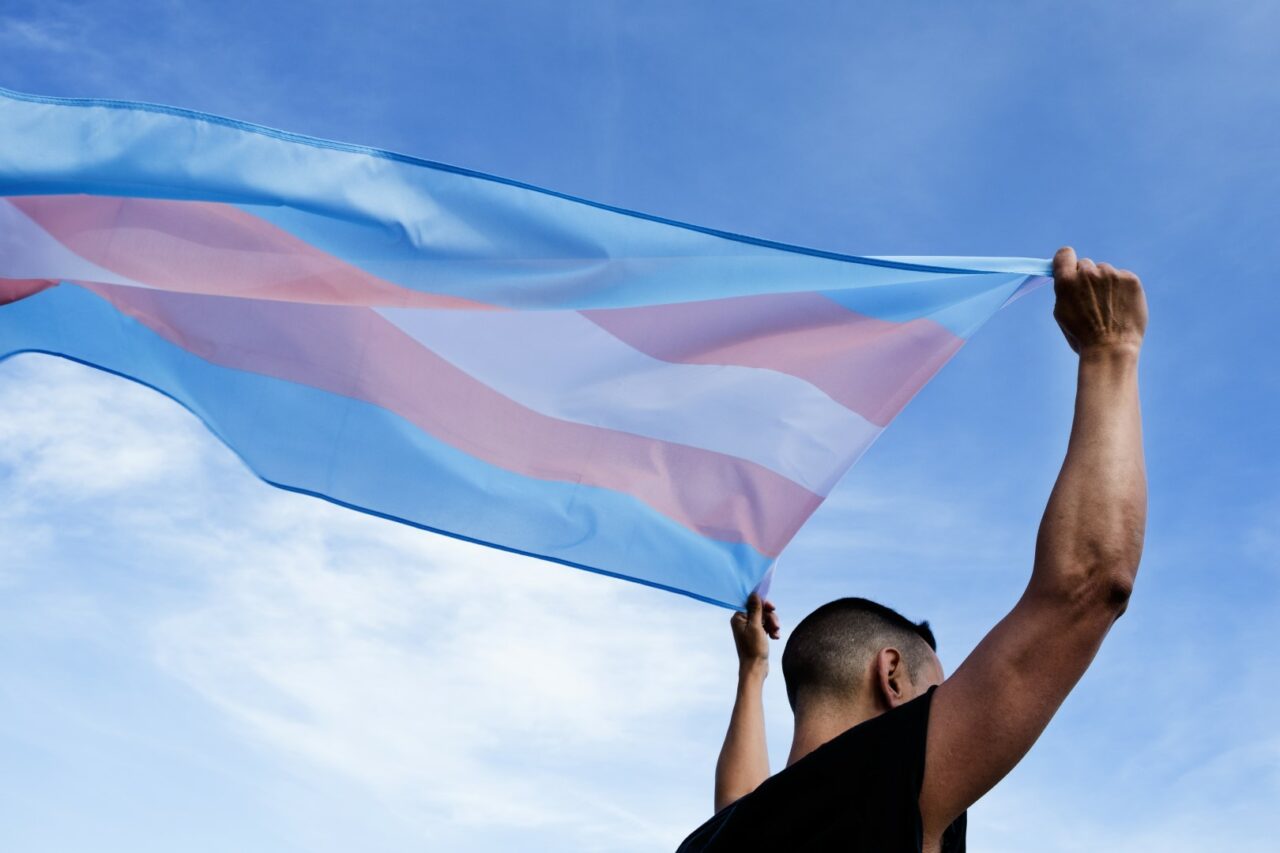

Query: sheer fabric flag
left=0, top=88, right=1049, bottom=608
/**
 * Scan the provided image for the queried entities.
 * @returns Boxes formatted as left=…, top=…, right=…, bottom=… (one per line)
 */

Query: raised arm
left=920, top=247, right=1149, bottom=837
left=713, top=593, right=780, bottom=813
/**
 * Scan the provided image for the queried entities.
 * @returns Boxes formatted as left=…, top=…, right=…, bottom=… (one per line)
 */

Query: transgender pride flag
left=0, top=87, right=1049, bottom=608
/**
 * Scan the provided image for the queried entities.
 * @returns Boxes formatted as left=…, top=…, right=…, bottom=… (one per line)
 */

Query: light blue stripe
left=869, top=256, right=1052, bottom=276
left=0, top=87, right=1047, bottom=333
left=819, top=272, right=1030, bottom=338
left=237, top=203, right=1034, bottom=335
left=0, top=284, right=772, bottom=609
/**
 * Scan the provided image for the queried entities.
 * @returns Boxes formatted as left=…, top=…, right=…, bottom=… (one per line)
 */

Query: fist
left=1051, top=247, right=1148, bottom=355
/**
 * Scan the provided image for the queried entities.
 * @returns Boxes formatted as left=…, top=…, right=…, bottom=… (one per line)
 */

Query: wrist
left=1077, top=344, right=1141, bottom=387
left=1078, top=340, right=1141, bottom=365
left=738, top=658, right=769, bottom=680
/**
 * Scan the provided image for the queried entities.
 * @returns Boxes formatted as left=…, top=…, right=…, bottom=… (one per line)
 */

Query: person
left=677, top=247, right=1148, bottom=852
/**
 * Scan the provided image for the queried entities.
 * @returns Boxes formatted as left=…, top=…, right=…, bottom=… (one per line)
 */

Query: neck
left=786, top=693, right=883, bottom=767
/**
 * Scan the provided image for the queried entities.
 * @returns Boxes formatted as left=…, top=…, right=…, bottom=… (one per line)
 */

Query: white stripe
left=377, top=307, right=879, bottom=494
left=0, top=199, right=143, bottom=287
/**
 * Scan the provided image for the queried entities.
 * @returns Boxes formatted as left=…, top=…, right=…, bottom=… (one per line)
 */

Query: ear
left=874, top=647, right=911, bottom=710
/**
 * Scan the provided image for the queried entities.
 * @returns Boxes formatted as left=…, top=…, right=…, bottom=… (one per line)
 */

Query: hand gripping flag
left=0, top=87, right=1049, bottom=608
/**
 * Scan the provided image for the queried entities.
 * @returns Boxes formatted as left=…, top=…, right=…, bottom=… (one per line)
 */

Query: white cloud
left=0, top=355, right=206, bottom=501
left=0, top=353, right=730, bottom=850
left=150, top=516, right=727, bottom=846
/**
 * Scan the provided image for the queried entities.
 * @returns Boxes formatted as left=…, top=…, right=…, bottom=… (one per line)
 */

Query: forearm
left=1033, top=345, right=1147, bottom=602
left=713, top=661, right=770, bottom=813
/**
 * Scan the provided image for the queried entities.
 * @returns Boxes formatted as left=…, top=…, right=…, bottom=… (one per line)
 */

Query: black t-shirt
left=676, top=686, right=965, bottom=852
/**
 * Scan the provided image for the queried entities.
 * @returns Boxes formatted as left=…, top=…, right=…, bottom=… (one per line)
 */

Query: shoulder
left=825, top=686, right=937, bottom=764
left=676, top=691, right=941, bottom=852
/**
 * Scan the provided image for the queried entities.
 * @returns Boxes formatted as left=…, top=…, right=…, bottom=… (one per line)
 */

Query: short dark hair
left=781, top=597, right=937, bottom=711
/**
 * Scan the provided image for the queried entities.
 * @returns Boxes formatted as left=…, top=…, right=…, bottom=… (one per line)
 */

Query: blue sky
left=1, top=1, right=1277, bottom=850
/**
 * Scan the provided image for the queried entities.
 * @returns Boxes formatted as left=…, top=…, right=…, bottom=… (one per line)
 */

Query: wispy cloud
left=0, top=355, right=206, bottom=501
left=0, top=18, right=72, bottom=53
left=152, top=524, right=721, bottom=844
left=0, top=354, right=729, bottom=850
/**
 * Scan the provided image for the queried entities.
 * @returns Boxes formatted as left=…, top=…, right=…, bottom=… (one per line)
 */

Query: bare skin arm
left=713, top=593, right=780, bottom=813
left=920, top=247, right=1149, bottom=839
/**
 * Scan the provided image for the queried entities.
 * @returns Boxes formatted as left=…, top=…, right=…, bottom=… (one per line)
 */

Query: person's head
left=781, top=597, right=942, bottom=716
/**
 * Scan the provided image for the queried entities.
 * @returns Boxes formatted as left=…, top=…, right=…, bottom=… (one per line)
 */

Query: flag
left=0, top=87, right=1049, bottom=608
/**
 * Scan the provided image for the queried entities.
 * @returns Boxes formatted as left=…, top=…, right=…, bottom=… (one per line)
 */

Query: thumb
left=1052, top=246, right=1077, bottom=285
left=745, top=592, right=763, bottom=627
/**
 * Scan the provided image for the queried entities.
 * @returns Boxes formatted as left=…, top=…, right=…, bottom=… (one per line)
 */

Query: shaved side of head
left=781, top=597, right=937, bottom=711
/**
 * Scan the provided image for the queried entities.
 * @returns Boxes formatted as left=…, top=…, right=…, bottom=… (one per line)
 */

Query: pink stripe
left=583, top=293, right=964, bottom=427
left=0, top=277, right=57, bottom=306
left=8, top=195, right=497, bottom=311
left=81, top=282, right=820, bottom=556
left=14, top=195, right=962, bottom=428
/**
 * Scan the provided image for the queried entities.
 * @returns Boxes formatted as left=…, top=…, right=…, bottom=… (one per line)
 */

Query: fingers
left=1115, top=267, right=1141, bottom=285
left=1098, top=262, right=1143, bottom=290
left=1054, top=248, right=1137, bottom=286
left=763, top=604, right=781, bottom=640
left=1055, top=247, right=1134, bottom=284
left=760, top=599, right=780, bottom=640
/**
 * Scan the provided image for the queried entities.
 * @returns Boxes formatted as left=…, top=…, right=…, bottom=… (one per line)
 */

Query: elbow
left=1036, top=529, right=1143, bottom=617
left=1078, top=566, right=1138, bottom=617
left=1089, top=536, right=1142, bottom=615
left=1101, top=571, right=1135, bottom=618
left=1035, top=559, right=1139, bottom=619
